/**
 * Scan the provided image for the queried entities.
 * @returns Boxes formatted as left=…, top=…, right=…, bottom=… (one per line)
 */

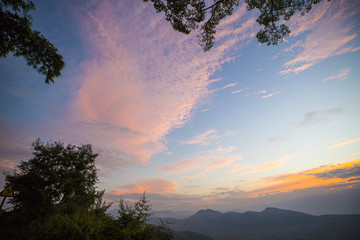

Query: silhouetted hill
left=169, top=207, right=360, bottom=240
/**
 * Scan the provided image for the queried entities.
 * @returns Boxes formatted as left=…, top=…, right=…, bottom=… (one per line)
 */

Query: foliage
left=143, top=0, right=328, bottom=51
left=0, top=139, right=172, bottom=240
left=0, top=0, right=64, bottom=83
left=5, top=139, right=99, bottom=217
left=116, top=193, right=173, bottom=240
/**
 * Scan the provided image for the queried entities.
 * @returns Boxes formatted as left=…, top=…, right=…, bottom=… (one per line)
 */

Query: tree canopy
left=0, top=0, right=64, bottom=83
left=143, top=0, right=327, bottom=51
left=1, top=139, right=173, bottom=240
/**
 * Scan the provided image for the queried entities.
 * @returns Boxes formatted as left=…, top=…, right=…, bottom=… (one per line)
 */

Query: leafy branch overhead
left=0, top=0, right=64, bottom=83
left=143, top=0, right=327, bottom=51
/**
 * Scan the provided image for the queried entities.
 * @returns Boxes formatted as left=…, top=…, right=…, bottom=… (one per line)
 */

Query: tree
left=0, top=0, right=64, bottom=83
left=143, top=0, right=327, bottom=51
left=1, top=139, right=173, bottom=240
left=5, top=139, right=100, bottom=215
left=116, top=193, right=174, bottom=240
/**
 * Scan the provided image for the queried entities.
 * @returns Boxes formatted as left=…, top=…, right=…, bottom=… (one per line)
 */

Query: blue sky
left=1, top=0, right=360, bottom=212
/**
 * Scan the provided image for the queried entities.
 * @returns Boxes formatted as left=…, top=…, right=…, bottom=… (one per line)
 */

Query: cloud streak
left=299, top=108, right=343, bottom=126
left=328, top=138, right=360, bottom=150
left=112, top=178, right=177, bottom=195
left=262, top=91, right=281, bottom=99
left=180, top=129, right=232, bottom=146
left=322, top=68, right=350, bottom=82
left=241, top=156, right=291, bottom=176
left=281, top=0, right=360, bottom=75
left=0, top=160, right=14, bottom=169
left=158, top=147, right=241, bottom=175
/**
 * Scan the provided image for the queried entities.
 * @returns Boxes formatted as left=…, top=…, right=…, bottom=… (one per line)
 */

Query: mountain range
left=166, top=207, right=360, bottom=240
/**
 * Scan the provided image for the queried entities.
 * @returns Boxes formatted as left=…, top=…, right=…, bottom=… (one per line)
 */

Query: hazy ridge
left=157, top=207, right=360, bottom=240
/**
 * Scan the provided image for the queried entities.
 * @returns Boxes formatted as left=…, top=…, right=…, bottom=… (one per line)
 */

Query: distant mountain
left=169, top=207, right=360, bottom=240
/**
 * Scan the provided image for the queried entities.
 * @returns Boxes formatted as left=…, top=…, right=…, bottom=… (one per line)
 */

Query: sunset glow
left=1, top=0, right=359, bottom=213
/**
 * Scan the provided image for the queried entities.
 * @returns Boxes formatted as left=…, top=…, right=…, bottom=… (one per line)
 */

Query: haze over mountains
left=149, top=188, right=360, bottom=220
left=167, top=208, right=360, bottom=240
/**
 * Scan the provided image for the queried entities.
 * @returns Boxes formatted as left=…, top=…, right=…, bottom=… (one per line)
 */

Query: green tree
left=0, top=0, right=64, bottom=83
left=143, top=0, right=327, bottom=51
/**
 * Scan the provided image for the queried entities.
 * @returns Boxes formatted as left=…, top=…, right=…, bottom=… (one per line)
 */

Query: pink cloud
left=219, top=82, right=238, bottom=90
left=281, top=0, right=360, bottom=75
left=159, top=153, right=242, bottom=175
left=158, top=156, right=205, bottom=174
left=0, top=160, right=15, bottom=169
left=287, top=0, right=332, bottom=37
left=262, top=91, right=281, bottom=99
left=231, top=89, right=245, bottom=94
left=112, top=178, right=177, bottom=195
left=63, top=0, right=257, bottom=171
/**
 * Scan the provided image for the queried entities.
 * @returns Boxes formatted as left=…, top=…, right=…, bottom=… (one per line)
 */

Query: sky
left=1, top=0, right=360, bottom=213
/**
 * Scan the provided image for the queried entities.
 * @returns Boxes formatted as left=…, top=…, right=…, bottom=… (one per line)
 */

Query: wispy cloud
left=219, top=82, right=238, bottom=90
left=231, top=88, right=246, bottom=94
left=158, top=157, right=204, bottom=174
left=242, top=89, right=280, bottom=98
left=181, top=129, right=232, bottom=146
left=201, top=157, right=240, bottom=174
left=328, top=138, right=360, bottom=150
left=281, top=0, right=360, bottom=75
left=299, top=108, right=343, bottom=126
left=61, top=0, right=257, bottom=170
left=241, top=156, right=291, bottom=176
left=262, top=91, right=281, bottom=99
left=322, top=68, right=350, bottom=82
left=158, top=148, right=241, bottom=175
left=112, top=178, right=177, bottom=195
left=0, top=0, right=255, bottom=173
left=228, top=164, right=251, bottom=173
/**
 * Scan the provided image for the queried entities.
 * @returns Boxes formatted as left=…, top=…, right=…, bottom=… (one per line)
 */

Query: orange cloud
left=112, top=178, right=177, bottom=195
left=328, top=138, right=359, bottom=150
left=249, top=159, right=360, bottom=197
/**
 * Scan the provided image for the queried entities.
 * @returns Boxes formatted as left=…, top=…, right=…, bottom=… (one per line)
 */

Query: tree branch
left=203, top=0, right=225, bottom=12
